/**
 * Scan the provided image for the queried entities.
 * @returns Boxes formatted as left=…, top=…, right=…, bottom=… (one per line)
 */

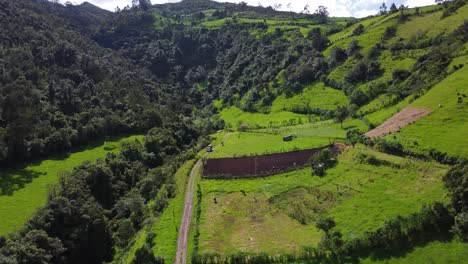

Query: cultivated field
left=196, top=147, right=449, bottom=256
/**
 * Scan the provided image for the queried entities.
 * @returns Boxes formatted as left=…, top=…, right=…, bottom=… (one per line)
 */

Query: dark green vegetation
left=0, top=0, right=467, bottom=263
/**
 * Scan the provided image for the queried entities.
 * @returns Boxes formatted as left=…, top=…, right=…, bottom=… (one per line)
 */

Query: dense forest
left=0, top=0, right=467, bottom=263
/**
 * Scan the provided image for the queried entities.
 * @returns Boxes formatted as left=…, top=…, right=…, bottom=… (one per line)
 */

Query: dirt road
left=174, top=132, right=232, bottom=264
left=174, top=159, right=201, bottom=264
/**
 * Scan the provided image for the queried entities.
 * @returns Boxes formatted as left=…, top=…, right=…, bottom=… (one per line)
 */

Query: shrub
left=310, top=149, right=337, bottom=176
left=353, top=24, right=364, bottom=35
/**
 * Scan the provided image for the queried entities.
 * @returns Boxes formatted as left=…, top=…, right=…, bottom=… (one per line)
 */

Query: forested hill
left=0, top=0, right=223, bottom=165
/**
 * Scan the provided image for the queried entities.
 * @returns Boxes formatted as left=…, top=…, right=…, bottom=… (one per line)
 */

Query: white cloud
left=404, top=0, right=435, bottom=8
left=67, top=0, right=435, bottom=18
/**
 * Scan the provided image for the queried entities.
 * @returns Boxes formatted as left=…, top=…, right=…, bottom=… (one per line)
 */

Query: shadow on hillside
left=347, top=231, right=454, bottom=263
left=0, top=168, right=46, bottom=196
left=0, top=134, right=138, bottom=196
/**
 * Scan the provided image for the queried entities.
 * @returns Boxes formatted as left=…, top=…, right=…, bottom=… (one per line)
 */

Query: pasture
left=196, top=147, right=449, bottom=256
left=208, top=120, right=364, bottom=158
left=386, top=56, right=468, bottom=157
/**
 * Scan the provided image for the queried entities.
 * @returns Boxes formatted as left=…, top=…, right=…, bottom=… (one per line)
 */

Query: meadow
left=219, top=106, right=307, bottom=128
left=208, top=118, right=370, bottom=158
left=196, top=147, right=449, bottom=256
left=270, top=82, right=349, bottom=112
left=0, top=135, right=143, bottom=235
left=385, top=55, right=468, bottom=157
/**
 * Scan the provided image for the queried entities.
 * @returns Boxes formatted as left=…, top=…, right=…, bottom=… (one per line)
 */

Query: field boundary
left=202, top=144, right=343, bottom=179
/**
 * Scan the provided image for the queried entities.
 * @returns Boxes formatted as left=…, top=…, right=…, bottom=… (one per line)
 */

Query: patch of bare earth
left=365, top=107, right=432, bottom=138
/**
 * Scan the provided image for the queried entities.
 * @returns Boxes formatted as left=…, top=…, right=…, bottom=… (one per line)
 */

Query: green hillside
left=0, top=0, right=467, bottom=263
left=0, top=135, right=142, bottom=235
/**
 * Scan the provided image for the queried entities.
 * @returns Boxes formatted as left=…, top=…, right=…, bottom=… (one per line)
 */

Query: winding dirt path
left=175, top=132, right=232, bottom=264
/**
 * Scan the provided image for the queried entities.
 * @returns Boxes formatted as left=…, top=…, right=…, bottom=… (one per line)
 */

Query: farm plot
left=196, top=148, right=448, bottom=256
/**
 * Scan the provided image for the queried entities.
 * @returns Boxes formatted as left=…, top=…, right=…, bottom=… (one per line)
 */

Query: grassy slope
left=198, top=147, right=448, bottom=255
left=219, top=106, right=307, bottom=128
left=270, top=82, right=349, bottom=112
left=386, top=56, right=468, bottom=157
left=209, top=119, right=368, bottom=158
left=396, top=4, right=468, bottom=40
left=0, top=135, right=143, bottom=235
left=327, top=148, right=448, bottom=240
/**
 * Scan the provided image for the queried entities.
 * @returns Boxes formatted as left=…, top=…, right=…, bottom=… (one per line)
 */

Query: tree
left=334, top=106, right=349, bottom=128
left=379, top=2, right=388, bottom=14
left=316, top=217, right=336, bottom=232
left=329, top=47, right=348, bottom=68
left=132, top=245, right=163, bottom=264
left=115, top=219, right=135, bottom=247
left=1, top=76, right=40, bottom=161
left=315, top=6, right=329, bottom=24
left=390, top=3, right=398, bottom=13
left=346, top=129, right=361, bottom=147
left=353, top=24, right=365, bottom=35
left=133, top=0, right=152, bottom=11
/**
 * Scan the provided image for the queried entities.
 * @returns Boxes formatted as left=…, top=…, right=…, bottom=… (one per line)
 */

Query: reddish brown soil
left=202, top=144, right=343, bottom=179
left=365, top=107, right=432, bottom=138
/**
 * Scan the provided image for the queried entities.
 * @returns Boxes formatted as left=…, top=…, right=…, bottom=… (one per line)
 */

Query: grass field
left=270, top=82, right=349, bottom=112
left=0, top=135, right=143, bottom=235
left=208, top=119, right=368, bottom=158
left=385, top=56, right=468, bottom=157
left=219, top=106, right=307, bottom=128
left=361, top=239, right=468, bottom=264
left=196, top=147, right=448, bottom=256
left=396, top=4, right=468, bottom=41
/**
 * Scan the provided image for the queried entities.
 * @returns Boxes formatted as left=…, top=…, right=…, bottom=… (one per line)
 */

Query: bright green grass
left=359, top=94, right=398, bottom=115
left=326, top=148, right=448, bottom=240
left=386, top=57, right=468, bottom=157
left=328, top=48, right=419, bottom=95
left=0, top=135, right=143, bottom=235
left=208, top=119, right=363, bottom=158
left=361, top=239, right=468, bottom=264
left=200, top=17, right=315, bottom=28
left=219, top=106, right=307, bottom=128
left=198, top=147, right=448, bottom=255
left=365, top=96, right=412, bottom=125
left=270, top=82, right=349, bottom=112
left=120, top=160, right=196, bottom=264
left=397, top=4, right=468, bottom=41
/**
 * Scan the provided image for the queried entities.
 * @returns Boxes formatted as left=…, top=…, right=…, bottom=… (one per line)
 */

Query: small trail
left=174, top=132, right=232, bottom=264
left=175, top=159, right=201, bottom=264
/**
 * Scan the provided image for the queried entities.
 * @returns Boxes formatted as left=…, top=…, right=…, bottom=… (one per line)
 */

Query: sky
left=66, top=0, right=436, bottom=18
